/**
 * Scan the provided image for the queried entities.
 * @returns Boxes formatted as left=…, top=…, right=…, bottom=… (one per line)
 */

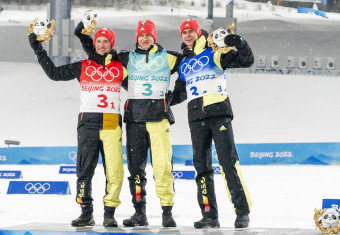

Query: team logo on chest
left=85, top=66, right=120, bottom=82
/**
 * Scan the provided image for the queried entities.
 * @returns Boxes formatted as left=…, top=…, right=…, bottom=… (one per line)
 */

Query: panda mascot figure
left=319, top=208, right=340, bottom=229
left=81, top=10, right=98, bottom=36
left=314, top=207, right=340, bottom=234
left=207, top=24, right=235, bottom=54
left=28, top=17, right=55, bottom=42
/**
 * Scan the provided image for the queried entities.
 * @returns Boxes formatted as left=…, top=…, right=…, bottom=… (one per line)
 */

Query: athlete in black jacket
left=29, top=27, right=127, bottom=227
left=75, top=20, right=182, bottom=227
left=171, top=19, right=254, bottom=229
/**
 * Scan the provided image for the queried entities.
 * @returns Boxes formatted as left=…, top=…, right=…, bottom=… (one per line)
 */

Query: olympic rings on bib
left=181, top=56, right=209, bottom=76
left=25, top=183, right=51, bottom=194
left=85, top=66, right=120, bottom=82
left=131, top=55, right=165, bottom=71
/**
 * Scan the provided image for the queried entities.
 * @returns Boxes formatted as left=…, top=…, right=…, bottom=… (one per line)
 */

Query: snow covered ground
left=1, top=164, right=339, bottom=230
left=0, top=0, right=340, bottom=232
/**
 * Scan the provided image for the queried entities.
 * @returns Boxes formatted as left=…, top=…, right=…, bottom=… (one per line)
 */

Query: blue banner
left=172, top=170, right=196, bottom=180
left=7, top=181, right=71, bottom=195
left=59, top=166, right=76, bottom=174
left=185, top=160, right=194, bottom=166
left=1, top=142, right=340, bottom=165
left=0, top=170, right=22, bottom=179
left=322, top=199, right=340, bottom=212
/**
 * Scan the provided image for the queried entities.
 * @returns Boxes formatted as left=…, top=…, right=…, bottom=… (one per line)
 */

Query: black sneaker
left=234, top=214, right=250, bottom=229
left=123, top=212, right=148, bottom=227
left=194, top=217, right=220, bottom=228
left=162, top=210, right=177, bottom=227
left=103, top=211, right=118, bottom=227
left=71, top=212, right=95, bottom=227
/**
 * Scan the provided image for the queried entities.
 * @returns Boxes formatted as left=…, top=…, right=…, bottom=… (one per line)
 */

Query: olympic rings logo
left=181, top=56, right=209, bottom=75
left=85, top=66, right=120, bottom=82
left=25, top=183, right=51, bottom=194
left=69, top=151, right=77, bottom=163
left=172, top=171, right=183, bottom=179
left=131, top=56, right=165, bottom=71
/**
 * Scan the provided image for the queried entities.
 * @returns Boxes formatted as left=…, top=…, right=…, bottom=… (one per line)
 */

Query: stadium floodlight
left=327, top=58, right=335, bottom=70
left=5, top=140, right=20, bottom=147
left=286, top=56, right=295, bottom=69
left=313, top=57, right=322, bottom=70
left=257, top=55, right=266, bottom=68
left=298, top=57, right=307, bottom=69
left=271, top=56, right=279, bottom=68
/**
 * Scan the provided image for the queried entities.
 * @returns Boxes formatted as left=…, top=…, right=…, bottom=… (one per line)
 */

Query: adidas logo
left=185, top=23, right=190, bottom=27
left=140, top=27, right=145, bottom=31
left=219, top=125, right=227, bottom=131
left=165, top=128, right=170, bottom=133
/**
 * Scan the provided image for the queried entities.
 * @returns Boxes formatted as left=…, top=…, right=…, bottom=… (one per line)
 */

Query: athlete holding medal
left=171, top=19, right=254, bottom=229
left=28, top=14, right=126, bottom=228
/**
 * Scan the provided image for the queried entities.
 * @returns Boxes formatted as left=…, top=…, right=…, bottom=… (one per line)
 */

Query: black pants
left=189, top=116, right=252, bottom=218
left=76, top=114, right=123, bottom=213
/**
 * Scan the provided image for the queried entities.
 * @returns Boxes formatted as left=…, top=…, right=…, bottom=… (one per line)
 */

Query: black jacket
left=119, top=44, right=181, bottom=124
left=29, top=32, right=123, bottom=129
left=74, top=22, right=182, bottom=124
left=171, top=30, right=254, bottom=122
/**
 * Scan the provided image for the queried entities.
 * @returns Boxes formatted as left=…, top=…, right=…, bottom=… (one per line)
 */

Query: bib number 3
left=142, top=83, right=153, bottom=96
left=97, top=94, right=115, bottom=109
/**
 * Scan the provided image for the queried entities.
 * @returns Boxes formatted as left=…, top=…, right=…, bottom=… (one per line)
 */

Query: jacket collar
left=89, top=49, right=118, bottom=65
left=134, top=43, right=163, bottom=54
left=181, top=30, right=209, bottom=58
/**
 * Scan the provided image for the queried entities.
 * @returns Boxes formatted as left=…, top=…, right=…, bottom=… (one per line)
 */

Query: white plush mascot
left=319, top=208, right=340, bottom=229
left=81, top=10, right=98, bottom=36
left=28, top=17, right=55, bottom=42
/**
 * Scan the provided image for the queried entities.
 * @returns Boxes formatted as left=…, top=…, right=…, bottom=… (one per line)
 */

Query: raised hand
left=28, top=32, right=43, bottom=54
left=224, top=34, right=244, bottom=48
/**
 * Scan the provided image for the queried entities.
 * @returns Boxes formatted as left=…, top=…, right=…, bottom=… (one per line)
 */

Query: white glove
left=33, top=18, right=51, bottom=36
left=82, top=10, right=97, bottom=29
left=212, top=27, right=229, bottom=48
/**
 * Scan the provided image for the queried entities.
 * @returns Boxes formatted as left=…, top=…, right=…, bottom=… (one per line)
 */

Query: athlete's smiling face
left=137, top=33, right=154, bottom=50
left=181, top=29, right=198, bottom=49
left=95, top=36, right=111, bottom=56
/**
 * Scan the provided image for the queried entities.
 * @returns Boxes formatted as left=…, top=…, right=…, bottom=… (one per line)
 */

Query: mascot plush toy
left=314, top=208, right=340, bottom=234
left=81, top=9, right=97, bottom=36
left=28, top=17, right=55, bottom=42
left=207, top=24, right=235, bottom=54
